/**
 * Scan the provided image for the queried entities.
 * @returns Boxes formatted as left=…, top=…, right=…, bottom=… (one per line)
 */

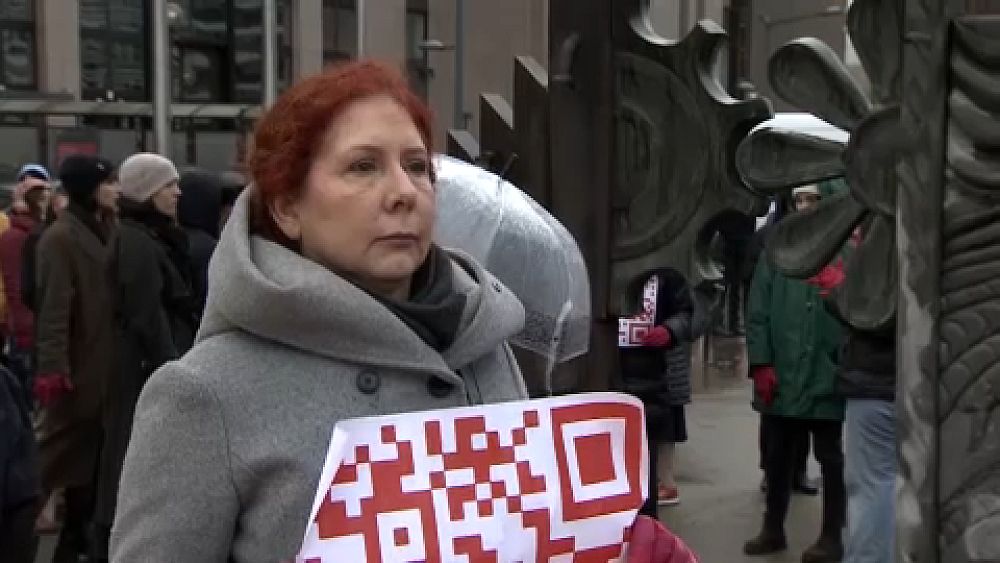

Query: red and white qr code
left=298, top=393, right=648, bottom=562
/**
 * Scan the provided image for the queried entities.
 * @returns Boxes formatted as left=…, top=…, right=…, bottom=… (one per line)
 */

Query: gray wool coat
left=110, top=191, right=527, bottom=563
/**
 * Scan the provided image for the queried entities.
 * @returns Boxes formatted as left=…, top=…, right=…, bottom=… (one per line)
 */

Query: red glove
left=14, top=334, right=32, bottom=351
left=33, top=373, right=74, bottom=408
left=626, top=515, right=700, bottom=563
left=640, top=326, right=673, bottom=348
left=806, top=258, right=845, bottom=297
left=751, top=365, right=777, bottom=407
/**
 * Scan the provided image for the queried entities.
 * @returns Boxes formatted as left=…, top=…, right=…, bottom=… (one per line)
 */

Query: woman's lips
left=375, top=233, right=419, bottom=245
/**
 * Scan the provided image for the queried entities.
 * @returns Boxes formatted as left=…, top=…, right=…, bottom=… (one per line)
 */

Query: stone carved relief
left=735, top=0, right=902, bottom=332
left=936, top=16, right=1000, bottom=563
left=612, top=0, right=771, bottom=316
left=736, top=0, right=1000, bottom=559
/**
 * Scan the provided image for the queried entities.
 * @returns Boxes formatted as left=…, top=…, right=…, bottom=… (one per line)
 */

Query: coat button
left=427, top=376, right=454, bottom=398
left=356, top=370, right=380, bottom=394
left=492, top=281, right=503, bottom=293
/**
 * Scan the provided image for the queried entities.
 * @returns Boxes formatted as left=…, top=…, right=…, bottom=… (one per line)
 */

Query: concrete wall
left=648, top=0, right=726, bottom=41
left=294, top=0, right=324, bottom=78
left=362, top=0, right=407, bottom=68
left=37, top=0, right=80, bottom=97
left=749, top=0, right=848, bottom=111
left=426, top=0, right=548, bottom=149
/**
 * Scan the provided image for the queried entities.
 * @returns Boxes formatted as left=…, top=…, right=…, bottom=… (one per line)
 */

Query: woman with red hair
left=108, top=60, right=527, bottom=561
left=108, top=60, right=697, bottom=563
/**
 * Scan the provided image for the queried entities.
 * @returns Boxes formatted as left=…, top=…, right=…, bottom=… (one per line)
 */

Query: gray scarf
left=373, top=245, right=467, bottom=352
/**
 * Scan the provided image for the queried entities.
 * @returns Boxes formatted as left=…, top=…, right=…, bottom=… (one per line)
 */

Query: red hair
left=249, top=60, right=435, bottom=243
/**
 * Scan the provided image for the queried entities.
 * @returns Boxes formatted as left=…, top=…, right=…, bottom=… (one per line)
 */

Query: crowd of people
left=0, top=60, right=701, bottom=563
left=0, top=152, right=242, bottom=562
left=0, top=57, right=900, bottom=563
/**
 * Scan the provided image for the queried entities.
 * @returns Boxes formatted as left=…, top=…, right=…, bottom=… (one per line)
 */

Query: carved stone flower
left=735, top=0, right=902, bottom=331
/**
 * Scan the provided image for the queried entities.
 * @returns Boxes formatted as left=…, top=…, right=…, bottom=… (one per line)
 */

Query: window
left=323, top=0, right=356, bottom=63
left=0, top=0, right=36, bottom=91
left=276, top=0, right=293, bottom=91
left=81, top=0, right=292, bottom=103
left=405, top=0, right=429, bottom=99
left=80, top=0, right=147, bottom=100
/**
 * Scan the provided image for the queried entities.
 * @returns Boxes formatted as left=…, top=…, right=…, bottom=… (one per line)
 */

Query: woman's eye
left=406, top=160, right=430, bottom=175
left=348, top=159, right=378, bottom=173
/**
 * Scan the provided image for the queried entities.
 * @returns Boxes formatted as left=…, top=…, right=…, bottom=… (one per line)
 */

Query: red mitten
left=751, top=365, right=777, bottom=407
left=640, top=326, right=673, bottom=348
left=33, top=373, right=74, bottom=408
left=14, top=334, right=32, bottom=350
left=627, top=515, right=700, bottom=563
left=806, top=258, right=846, bottom=297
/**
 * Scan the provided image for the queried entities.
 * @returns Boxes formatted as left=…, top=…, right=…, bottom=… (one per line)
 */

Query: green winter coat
left=747, top=257, right=845, bottom=420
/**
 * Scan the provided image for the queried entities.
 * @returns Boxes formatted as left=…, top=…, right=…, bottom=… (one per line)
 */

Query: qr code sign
left=298, top=393, right=648, bottom=562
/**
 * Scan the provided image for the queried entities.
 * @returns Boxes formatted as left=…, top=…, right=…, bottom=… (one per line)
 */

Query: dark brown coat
left=34, top=206, right=116, bottom=489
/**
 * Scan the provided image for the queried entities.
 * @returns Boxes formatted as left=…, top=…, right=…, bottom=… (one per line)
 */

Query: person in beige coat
left=110, top=61, right=527, bottom=562
left=34, top=155, right=119, bottom=563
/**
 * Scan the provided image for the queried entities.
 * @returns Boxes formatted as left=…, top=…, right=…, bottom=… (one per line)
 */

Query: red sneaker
left=657, top=482, right=680, bottom=506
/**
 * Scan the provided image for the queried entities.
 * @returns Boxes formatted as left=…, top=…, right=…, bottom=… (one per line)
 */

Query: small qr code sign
left=297, top=392, right=648, bottom=562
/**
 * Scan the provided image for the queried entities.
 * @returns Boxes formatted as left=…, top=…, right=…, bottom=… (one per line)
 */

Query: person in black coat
left=93, top=153, right=197, bottom=559
left=0, top=364, right=40, bottom=563
left=178, top=169, right=223, bottom=316
left=617, top=268, right=703, bottom=516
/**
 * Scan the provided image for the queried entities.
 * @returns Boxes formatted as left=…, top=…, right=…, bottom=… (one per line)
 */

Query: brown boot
left=801, top=535, right=843, bottom=562
left=743, top=528, right=787, bottom=556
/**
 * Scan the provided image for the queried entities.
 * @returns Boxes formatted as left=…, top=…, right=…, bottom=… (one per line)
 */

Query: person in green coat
left=743, top=183, right=847, bottom=563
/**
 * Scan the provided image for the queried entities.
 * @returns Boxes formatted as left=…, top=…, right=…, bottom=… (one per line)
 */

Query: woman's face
left=272, top=95, right=435, bottom=299
left=151, top=181, right=182, bottom=218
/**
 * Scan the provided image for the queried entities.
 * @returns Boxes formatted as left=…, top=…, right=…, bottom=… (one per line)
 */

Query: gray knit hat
left=118, top=153, right=180, bottom=202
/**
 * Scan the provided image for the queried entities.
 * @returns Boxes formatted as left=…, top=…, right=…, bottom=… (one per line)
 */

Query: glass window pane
left=178, top=46, right=223, bottom=102
left=232, top=0, right=262, bottom=102
left=334, top=5, right=357, bottom=59
left=110, top=39, right=146, bottom=99
left=80, top=36, right=108, bottom=93
left=109, top=0, right=145, bottom=34
left=0, top=0, right=33, bottom=21
left=189, top=0, right=227, bottom=40
left=2, top=28, right=34, bottom=88
left=406, top=11, right=426, bottom=60
left=80, top=0, right=108, bottom=30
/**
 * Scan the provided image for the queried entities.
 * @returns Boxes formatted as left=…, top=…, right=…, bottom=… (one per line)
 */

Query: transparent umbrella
left=434, top=155, right=591, bottom=389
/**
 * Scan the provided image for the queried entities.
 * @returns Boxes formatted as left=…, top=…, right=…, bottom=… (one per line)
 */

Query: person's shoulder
left=118, top=220, right=157, bottom=243
left=173, top=330, right=308, bottom=391
left=38, top=218, right=74, bottom=249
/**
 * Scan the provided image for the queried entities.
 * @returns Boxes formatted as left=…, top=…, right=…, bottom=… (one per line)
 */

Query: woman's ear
left=269, top=194, right=302, bottom=242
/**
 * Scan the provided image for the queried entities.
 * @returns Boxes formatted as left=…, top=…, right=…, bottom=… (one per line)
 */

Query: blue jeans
left=845, top=399, right=896, bottom=563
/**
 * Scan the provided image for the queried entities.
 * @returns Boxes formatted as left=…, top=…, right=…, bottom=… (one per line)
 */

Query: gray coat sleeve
left=110, top=364, right=238, bottom=562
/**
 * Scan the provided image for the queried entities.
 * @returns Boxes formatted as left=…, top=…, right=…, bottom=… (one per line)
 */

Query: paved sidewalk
left=659, top=380, right=828, bottom=563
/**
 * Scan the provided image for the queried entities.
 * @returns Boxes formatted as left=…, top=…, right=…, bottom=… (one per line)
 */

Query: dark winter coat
left=618, top=270, right=701, bottom=423
left=0, top=365, right=39, bottom=525
left=34, top=204, right=116, bottom=489
left=178, top=170, right=222, bottom=315
left=97, top=203, right=197, bottom=527
left=836, top=322, right=896, bottom=401
left=19, top=224, right=43, bottom=315
left=0, top=214, right=39, bottom=348
left=747, top=258, right=845, bottom=420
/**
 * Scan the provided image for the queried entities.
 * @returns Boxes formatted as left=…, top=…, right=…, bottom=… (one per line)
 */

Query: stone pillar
left=37, top=0, right=80, bottom=97
left=361, top=0, right=406, bottom=68
left=294, top=0, right=324, bottom=79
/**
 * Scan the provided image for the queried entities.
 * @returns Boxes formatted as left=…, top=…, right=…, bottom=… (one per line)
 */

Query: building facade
left=0, top=0, right=858, bottom=180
